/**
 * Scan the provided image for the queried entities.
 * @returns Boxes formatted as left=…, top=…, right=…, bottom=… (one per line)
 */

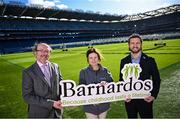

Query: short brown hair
left=86, top=48, right=103, bottom=61
left=128, top=33, right=142, bottom=44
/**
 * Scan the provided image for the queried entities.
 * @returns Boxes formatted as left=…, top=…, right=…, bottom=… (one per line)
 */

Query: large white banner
left=60, top=63, right=153, bottom=107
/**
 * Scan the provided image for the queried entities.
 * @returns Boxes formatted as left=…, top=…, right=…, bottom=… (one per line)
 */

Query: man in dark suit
left=119, top=34, right=161, bottom=118
left=22, top=43, right=63, bottom=118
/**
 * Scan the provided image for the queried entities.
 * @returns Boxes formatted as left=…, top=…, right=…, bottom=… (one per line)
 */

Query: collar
left=36, top=60, right=49, bottom=67
left=131, top=52, right=142, bottom=64
left=131, top=51, right=142, bottom=60
left=88, top=64, right=103, bottom=72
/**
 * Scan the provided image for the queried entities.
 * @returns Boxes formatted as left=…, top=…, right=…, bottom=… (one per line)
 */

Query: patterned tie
left=42, top=64, right=51, bottom=87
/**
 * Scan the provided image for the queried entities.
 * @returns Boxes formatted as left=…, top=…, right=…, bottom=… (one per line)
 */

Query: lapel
left=32, top=62, right=52, bottom=89
left=139, top=53, right=147, bottom=69
left=49, top=62, right=57, bottom=89
left=127, top=54, right=132, bottom=63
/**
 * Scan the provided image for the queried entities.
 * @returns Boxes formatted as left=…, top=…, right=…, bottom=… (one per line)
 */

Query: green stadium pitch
left=0, top=39, right=180, bottom=118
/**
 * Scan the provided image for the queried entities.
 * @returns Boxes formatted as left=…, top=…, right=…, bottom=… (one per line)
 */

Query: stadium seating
left=0, top=3, right=179, bottom=54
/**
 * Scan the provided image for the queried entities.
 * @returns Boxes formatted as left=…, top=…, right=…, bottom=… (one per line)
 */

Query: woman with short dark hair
left=79, top=48, right=113, bottom=119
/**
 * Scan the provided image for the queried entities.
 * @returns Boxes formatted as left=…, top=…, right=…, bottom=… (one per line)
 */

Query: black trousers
left=125, top=99, right=153, bottom=119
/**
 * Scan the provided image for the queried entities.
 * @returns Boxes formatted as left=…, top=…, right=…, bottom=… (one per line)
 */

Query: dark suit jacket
left=22, top=61, right=62, bottom=118
left=119, top=53, right=161, bottom=98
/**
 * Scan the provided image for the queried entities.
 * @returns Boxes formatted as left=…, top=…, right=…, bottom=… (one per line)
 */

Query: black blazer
left=119, top=53, right=161, bottom=98
left=22, top=62, right=62, bottom=118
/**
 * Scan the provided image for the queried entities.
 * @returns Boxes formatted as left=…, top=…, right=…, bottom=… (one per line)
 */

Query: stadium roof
left=121, top=4, right=180, bottom=22
left=0, top=2, right=179, bottom=22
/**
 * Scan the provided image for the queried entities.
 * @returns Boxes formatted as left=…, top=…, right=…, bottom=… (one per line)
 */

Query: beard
left=129, top=47, right=142, bottom=53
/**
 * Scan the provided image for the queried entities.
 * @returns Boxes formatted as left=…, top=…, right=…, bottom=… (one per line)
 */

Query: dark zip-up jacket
left=79, top=64, right=113, bottom=115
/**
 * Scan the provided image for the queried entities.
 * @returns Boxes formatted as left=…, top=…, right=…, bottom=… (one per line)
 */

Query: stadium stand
left=0, top=2, right=179, bottom=54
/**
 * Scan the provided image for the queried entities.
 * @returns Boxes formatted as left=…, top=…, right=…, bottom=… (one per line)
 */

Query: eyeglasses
left=36, top=49, right=50, bottom=53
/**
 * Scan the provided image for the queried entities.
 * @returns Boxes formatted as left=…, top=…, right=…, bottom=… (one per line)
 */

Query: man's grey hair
left=32, top=43, right=52, bottom=52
